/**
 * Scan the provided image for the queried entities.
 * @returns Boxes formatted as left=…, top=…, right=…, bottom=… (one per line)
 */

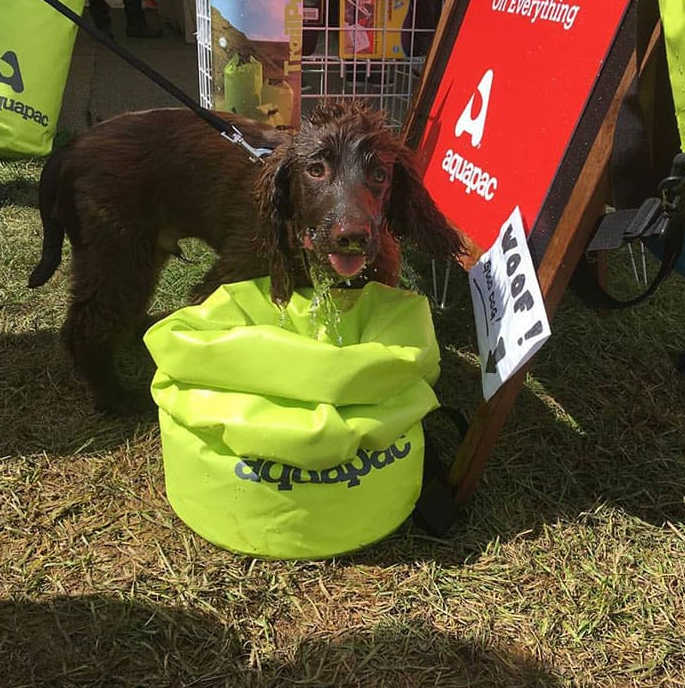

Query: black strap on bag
left=570, top=0, right=684, bottom=310
left=413, top=406, right=469, bottom=537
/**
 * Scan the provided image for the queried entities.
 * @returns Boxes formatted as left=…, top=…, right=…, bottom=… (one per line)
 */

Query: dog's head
left=256, top=100, right=464, bottom=304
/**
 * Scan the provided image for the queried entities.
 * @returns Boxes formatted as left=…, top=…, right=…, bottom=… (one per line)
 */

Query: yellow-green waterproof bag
left=144, top=278, right=441, bottom=560
left=0, top=0, right=84, bottom=157
left=659, top=0, right=685, bottom=146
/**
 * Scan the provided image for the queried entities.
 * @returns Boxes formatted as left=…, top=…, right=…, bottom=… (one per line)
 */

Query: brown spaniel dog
left=29, top=100, right=464, bottom=414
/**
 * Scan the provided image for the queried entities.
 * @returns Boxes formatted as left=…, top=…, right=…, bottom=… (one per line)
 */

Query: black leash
left=39, top=0, right=274, bottom=163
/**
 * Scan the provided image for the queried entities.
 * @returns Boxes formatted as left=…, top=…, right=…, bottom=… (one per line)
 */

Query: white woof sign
left=469, top=206, right=551, bottom=401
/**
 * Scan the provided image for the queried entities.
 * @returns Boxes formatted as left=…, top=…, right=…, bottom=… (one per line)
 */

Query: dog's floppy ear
left=386, top=146, right=466, bottom=265
left=255, top=145, right=299, bottom=305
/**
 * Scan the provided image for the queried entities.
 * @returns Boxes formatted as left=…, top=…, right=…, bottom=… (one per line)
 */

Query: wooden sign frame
left=403, top=0, right=659, bottom=504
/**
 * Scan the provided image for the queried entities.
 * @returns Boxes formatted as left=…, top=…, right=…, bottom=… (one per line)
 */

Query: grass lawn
left=1, top=155, right=684, bottom=687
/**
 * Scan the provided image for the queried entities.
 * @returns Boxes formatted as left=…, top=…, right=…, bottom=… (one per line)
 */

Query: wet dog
left=29, top=100, right=464, bottom=414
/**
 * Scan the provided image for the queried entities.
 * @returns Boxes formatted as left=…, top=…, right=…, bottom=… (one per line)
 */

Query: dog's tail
left=28, top=147, right=68, bottom=288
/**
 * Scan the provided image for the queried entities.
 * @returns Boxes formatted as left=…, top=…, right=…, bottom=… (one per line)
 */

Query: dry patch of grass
left=2, top=156, right=685, bottom=687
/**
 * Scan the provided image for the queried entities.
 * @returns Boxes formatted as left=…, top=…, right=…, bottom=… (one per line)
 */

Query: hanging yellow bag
left=0, top=0, right=84, bottom=157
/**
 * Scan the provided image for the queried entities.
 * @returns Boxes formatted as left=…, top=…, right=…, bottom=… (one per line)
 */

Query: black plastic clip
left=658, top=152, right=685, bottom=217
left=220, top=126, right=273, bottom=165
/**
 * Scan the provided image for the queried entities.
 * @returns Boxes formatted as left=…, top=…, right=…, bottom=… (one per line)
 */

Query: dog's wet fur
left=29, top=100, right=464, bottom=414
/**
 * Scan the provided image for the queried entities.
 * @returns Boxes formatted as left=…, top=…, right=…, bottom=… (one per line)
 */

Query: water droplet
left=277, top=305, right=290, bottom=329
left=309, top=266, right=344, bottom=345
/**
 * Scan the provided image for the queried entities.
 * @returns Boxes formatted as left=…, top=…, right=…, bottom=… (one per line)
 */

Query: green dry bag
left=144, top=278, right=442, bottom=560
left=659, top=0, right=685, bottom=145
left=0, top=0, right=84, bottom=157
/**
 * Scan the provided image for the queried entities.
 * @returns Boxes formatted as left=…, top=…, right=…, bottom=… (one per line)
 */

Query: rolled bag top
left=144, top=278, right=442, bottom=470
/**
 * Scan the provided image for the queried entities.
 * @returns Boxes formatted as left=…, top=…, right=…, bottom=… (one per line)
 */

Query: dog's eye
left=307, top=162, right=326, bottom=178
left=370, top=166, right=388, bottom=184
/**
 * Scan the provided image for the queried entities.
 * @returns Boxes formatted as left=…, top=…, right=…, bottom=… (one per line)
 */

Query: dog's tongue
left=328, top=253, right=367, bottom=278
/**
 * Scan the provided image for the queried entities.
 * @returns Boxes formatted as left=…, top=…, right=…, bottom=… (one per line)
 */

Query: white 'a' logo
left=454, top=69, right=493, bottom=148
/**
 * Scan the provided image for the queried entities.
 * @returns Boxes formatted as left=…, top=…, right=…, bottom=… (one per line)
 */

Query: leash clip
left=221, top=126, right=272, bottom=165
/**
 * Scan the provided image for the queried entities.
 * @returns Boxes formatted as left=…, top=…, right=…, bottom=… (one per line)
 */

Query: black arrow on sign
left=486, top=337, right=506, bottom=374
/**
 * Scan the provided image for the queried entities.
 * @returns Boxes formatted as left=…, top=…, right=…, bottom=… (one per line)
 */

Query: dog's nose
left=330, top=223, right=370, bottom=252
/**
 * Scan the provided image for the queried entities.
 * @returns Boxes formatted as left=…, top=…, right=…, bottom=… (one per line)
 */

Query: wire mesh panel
left=195, top=0, right=213, bottom=109
left=300, top=1, right=439, bottom=128
left=196, top=0, right=440, bottom=130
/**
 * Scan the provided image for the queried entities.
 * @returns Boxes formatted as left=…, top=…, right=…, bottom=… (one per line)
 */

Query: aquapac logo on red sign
left=419, top=0, right=630, bottom=251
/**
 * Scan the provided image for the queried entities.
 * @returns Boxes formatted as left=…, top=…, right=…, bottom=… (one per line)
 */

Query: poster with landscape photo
left=210, top=0, right=302, bottom=127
